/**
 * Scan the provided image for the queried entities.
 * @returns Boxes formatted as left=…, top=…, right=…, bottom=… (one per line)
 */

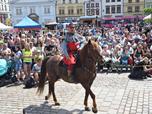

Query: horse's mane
left=80, top=40, right=99, bottom=63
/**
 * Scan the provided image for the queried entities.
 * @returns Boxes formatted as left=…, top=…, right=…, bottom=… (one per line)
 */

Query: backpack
left=24, top=77, right=36, bottom=88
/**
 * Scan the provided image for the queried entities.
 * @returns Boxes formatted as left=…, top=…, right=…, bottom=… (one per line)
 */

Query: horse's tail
left=37, top=57, right=49, bottom=95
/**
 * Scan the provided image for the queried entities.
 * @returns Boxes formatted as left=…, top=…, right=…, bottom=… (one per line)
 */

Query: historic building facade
left=56, top=0, right=84, bottom=22
left=123, top=0, right=145, bottom=16
left=0, top=0, right=10, bottom=24
left=102, top=0, right=123, bottom=18
left=9, top=0, right=56, bottom=26
left=84, top=0, right=102, bottom=17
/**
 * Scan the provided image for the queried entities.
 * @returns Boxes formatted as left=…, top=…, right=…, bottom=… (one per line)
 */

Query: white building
left=84, top=0, right=102, bottom=17
left=9, top=0, right=56, bottom=26
left=0, top=0, right=10, bottom=24
left=102, top=0, right=123, bottom=18
left=145, top=0, right=152, bottom=8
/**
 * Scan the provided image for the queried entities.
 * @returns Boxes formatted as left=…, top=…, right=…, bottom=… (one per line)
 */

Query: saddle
left=59, top=53, right=80, bottom=83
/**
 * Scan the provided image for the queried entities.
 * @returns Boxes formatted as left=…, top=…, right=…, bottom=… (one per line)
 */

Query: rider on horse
left=61, top=23, right=86, bottom=77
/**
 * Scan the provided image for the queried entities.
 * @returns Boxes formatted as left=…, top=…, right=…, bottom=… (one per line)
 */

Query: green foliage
left=144, top=19, right=152, bottom=23
left=144, top=8, right=152, bottom=14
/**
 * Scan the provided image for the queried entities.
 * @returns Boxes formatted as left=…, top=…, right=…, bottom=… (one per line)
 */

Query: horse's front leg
left=82, top=84, right=98, bottom=113
left=84, top=91, right=90, bottom=111
left=89, top=88, right=97, bottom=113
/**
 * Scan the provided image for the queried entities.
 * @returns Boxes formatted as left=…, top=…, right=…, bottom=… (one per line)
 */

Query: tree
left=144, top=8, right=152, bottom=23
left=144, top=8, right=152, bottom=14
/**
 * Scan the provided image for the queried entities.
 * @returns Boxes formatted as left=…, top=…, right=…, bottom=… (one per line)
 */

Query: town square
left=0, top=0, right=152, bottom=114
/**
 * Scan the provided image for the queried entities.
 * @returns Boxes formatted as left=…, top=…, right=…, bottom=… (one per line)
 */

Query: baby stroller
left=0, top=58, right=16, bottom=87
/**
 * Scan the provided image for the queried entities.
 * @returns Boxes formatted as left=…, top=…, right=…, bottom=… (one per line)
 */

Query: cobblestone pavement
left=0, top=73, right=152, bottom=114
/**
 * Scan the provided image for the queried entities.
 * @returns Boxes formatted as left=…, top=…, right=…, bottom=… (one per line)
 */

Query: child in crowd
left=31, top=56, right=42, bottom=83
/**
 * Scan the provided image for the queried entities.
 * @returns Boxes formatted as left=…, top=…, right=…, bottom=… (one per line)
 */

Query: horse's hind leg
left=49, top=82, right=60, bottom=106
left=45, top=82, right=52, bottom=100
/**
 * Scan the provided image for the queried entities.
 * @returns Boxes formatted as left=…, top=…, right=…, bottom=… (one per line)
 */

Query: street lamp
left=96, top=15, right=98, bottom=27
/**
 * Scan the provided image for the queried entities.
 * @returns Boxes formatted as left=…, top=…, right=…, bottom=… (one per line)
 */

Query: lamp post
left=96, top=15, right=98, bottom=27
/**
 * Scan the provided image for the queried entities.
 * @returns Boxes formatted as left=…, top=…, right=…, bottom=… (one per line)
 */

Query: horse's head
left=82, top=40, right=104, bottom=64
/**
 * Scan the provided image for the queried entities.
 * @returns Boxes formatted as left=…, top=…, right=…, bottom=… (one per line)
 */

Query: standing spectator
left=22, top=43, right=33, bottom=79
left=14, top=46, right=23, bottom=82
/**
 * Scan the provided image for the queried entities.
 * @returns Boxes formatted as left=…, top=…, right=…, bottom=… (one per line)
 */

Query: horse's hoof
left=92, top=107, right=98, bottom=113
left=45, top=96, right=48, bottom=100
left=85, top=107, right=90, bottom=111
left=55, top=102, right=60, bottom=106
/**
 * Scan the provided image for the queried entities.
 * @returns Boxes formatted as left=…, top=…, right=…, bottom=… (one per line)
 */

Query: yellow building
left=123, top=0, right=145, bottom=16
left=56, top=0, right=84, bottom=22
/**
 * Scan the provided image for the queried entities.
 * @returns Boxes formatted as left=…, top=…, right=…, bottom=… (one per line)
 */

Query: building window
left=135, top=6, right=140, bottom=12
left=16, top=8, right=22, bottom=15
left=87, top=9, right=90, bottom=16
left=69, top=0, right=72, bottom=3
left=77, top=9, right=79, bottom=14
left=128, top=0, right=132, bottom=3
left=77, top=8, right=82, bottom=15
left=44, top=7, right=50, bottom=14
left=117, top=0, right=121, bottom=2
left=111, top=0, right=115, bottom=2
left=91, top=9, right=95, bottom=15
left=106, top=6, right=110, bottom=14
left=117, top=5, right=121, bottom=13
left=91, top=3, right=94, bottom=8
left=4, top=5, right=7, bottom=11
left=136, top=0, right=139, bottom=2
left=96, top=3, right=99, bottom=7
left=106, top=0, right=110, bottom=3
left=63, top=0, right=65, bottom=4
left=75, top=0, right=78, bottom=3
left=111, top=5, right=115, bottom=13
left=68, top=9, right=70, bottom=14
left=146, top=4, right=152, bottom=8
left=68, top=9, right=74, bottom=15
left=59, top=9, right=64, bottom=15
left=80, top=9, right=82, bottom=14
left=86, top=3, right=90, bottom=8
left=30, top=7, right=35, bottom=14
left=59, top=9, right=62, bottom=15
left=1, top=5, right=3, bottom=11
left=62, top=10, right=65, bottom=14
left=128, top=6, right=132, bottom=12
left=96, top=9, right=99, bottom=15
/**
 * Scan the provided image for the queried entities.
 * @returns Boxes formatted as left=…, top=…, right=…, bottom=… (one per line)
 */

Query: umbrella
left=0, top=22, right=13, bottom=30
left=143, top=14, right=152, bottom=20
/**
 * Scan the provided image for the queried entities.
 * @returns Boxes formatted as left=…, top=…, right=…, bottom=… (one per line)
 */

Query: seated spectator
left=111, top=45, right=122, bottom=65
left=133, top=44, right=144, bottom=64
left=31, top=57, right=42, bottom=83
left=120, top=47, right=131, bottom=65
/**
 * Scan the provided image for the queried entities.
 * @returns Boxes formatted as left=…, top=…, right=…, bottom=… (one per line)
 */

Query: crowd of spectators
left=0, top=23, right=152, bottom=83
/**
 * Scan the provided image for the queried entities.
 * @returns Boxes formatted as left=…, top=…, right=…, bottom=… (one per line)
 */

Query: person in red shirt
left=61, top=23, right=86, bottom=77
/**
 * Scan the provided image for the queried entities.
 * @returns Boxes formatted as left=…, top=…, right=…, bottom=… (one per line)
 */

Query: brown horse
left=37, top=40, right=104, bottom=113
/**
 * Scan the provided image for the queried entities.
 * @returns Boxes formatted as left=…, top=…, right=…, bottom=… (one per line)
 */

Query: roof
left=14, top=17, right=41, bottom=28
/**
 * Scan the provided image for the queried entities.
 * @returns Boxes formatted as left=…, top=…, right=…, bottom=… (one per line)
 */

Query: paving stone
left=0, top=73, right=152, bottom=114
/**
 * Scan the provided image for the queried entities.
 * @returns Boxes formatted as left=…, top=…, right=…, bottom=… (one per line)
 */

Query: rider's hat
left=68, top=22, right=75, bottom=28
